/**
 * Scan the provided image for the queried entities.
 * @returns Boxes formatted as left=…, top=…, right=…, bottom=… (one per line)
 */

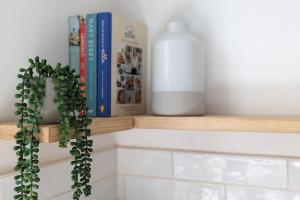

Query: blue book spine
left=97, top=12, right=112, bottom=117
left=68, top=16, right=80, bottom=75
left=86, top=14, right=97, bottom=117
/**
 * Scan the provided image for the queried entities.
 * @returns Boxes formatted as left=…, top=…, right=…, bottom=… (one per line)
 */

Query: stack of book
left=69, top=12, right=147, bottom=117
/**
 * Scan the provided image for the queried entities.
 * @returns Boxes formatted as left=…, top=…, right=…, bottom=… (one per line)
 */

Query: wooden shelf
left=0, top=116, right=133, bottom=143
left=133, top=115, right=300, bottom=134
left=2, top=115, right=300, bottom=143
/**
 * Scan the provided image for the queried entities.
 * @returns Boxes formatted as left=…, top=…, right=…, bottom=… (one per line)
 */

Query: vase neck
left=167, top=21, right=188, bottom=33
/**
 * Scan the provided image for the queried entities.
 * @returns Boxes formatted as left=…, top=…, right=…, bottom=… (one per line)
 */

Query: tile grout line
left=116, top=145, right=300, bottom=160
left=92, top=173, right=117, bottom=185
left=45, top=174, right=117, bottom=200
left=117, top=173, right=300, bottom=193
left=0, top=147, right=116, bottom=177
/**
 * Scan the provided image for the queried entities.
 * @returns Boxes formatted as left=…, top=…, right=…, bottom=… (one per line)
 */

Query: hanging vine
left=14, top=57, right=93, bottom=200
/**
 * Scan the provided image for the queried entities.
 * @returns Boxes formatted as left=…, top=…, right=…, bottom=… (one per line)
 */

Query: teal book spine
left=86, top=14, right=97, bottom=117
left=69, top=16, right=80, bottom=75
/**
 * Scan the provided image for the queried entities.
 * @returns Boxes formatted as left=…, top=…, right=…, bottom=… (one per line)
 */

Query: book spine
left=68, top=16, right=80, bottom=74
left=86, top=14, right=97, bottom=117
left=80, top=16, right=86, bottom=93
left=97, top=12, right=112, bottom=117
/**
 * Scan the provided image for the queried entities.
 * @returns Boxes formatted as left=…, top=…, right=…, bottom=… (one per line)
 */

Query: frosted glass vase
left=152, top=21, right=205, bottom=115
left=40, top=78, right=59, bottom=124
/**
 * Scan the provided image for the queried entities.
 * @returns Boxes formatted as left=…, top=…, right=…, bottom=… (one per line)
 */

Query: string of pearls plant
left=14, top=57, right=93, bottom=200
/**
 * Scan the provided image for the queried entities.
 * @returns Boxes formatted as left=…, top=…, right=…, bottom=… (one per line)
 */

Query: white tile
left=118, top=148, right=172, bottom=178
left=52, top=176, right=116, bottom=200
left=227, top=186, right=300, bottom=200
left=289, top=160, right=300, bottom=190
left=125, top=176, right=225, bottom=200
left=50, top=191, right=72, bottom=200
left=0, top=174, right=14, bottom=200
left=88, top=176, right=116, bottom=200
left=174, top=152, right=287, bottom=188
left=117, top=175, right=125, bottom=200
left=39, top=160, right=73, bottom=200
left=93, top=149, right=117, bottom=182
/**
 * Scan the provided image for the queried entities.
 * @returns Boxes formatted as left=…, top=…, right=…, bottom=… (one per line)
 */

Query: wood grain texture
left=3, top=115, right=300, bottom=143
left=133, top=116, right=300, bottom=133
left=0, top=116, right=133, bottom=143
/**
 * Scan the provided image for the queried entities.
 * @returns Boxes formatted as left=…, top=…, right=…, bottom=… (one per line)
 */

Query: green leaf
left=33, top=148, right=39, bottom=153
left=28, top=58, right=34, bottom=64
left=14, top=186, right=22, bottom=192
left=56, top=63, right=61, bottom=69
left=14, top=194, right=22, bottom=199
left=32, top=184, right=39, bottom=189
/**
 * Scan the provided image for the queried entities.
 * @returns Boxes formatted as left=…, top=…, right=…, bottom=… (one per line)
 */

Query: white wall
left=2, top=0, right=300, bottom=121
left=138, top=0, right=300, bottom=116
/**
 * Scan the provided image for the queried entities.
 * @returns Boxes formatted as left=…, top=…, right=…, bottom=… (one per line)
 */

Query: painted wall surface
left=138, top=0, right=300, bottom=115
left=2, top=0, right=300, bottom=122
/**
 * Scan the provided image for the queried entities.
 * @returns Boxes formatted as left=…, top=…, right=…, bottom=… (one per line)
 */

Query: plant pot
left=40, top=78, right=59, bottom=124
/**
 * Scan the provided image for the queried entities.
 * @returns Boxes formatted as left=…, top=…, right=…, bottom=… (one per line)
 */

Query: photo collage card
left=116, top=43, right=142, bottom=104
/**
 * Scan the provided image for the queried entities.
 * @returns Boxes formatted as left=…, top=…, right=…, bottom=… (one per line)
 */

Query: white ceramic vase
left=152, top=21, right=206, bottom=115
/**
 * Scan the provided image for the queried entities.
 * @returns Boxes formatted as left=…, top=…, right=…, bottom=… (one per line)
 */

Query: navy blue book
left=97, top=12, right=112, bottom=117
left=86, top=13, right=98, bottom=117
left=97, top=12, right=147, bottom=117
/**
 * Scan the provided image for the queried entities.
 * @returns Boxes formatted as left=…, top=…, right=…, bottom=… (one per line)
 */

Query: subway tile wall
left=124, top=176, right=225, bottom=200
left=117, top=147, right=300, bottom=200
left=2, top=147, right=300, bottom=200
left=51, top=176, right=117, bottom=200
left=118, top=148, right=173, bottom=178
left=173, top=152, right=287, bottom=188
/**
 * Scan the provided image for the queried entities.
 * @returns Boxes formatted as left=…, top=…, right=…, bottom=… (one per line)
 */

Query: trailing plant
left=14, top=57, right=93, bottom=200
